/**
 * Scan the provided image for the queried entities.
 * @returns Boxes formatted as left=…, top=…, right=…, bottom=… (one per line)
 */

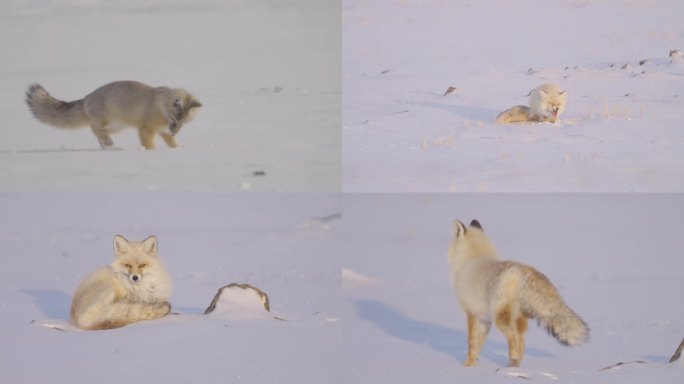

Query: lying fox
left=26, top=81, right=201, bottom=149
left=447, top=219, right=589, bottom=367
left=70, top=235, right=172, bottom=330
left=496, top=83, right=566, bottom=124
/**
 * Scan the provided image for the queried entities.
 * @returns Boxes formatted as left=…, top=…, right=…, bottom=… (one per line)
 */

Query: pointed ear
left=141, top=236, right=158, bottom=256
left=453, top=220, right=467, bottom=238
left=469, top=220, right=483, bottom=231
left=538, top=89, right=548, bottom=99
left=190, top=99, right=202, bottom=108
left=526, top=89, right=535, bottom=97
left=559, top=90, right=566, bottom=96
left=113, top=235, right=129, bottom=256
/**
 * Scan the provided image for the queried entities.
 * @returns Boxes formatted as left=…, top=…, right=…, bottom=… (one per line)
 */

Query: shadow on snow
left=355, top=299, right=554, bottom=366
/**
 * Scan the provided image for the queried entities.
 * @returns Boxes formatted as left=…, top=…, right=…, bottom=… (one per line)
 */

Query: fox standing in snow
left=447, top=220, right=589, bottom=367
left=496, top=83, right=566, bottom=124
left=25, top=81, right=202, bottom=149
left=70, top=235, right=172, bottom=330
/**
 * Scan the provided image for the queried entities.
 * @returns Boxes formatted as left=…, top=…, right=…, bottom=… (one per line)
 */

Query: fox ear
left=559, top=90, right=566, bottom=96
left=113, top=235, right=129, bottom=256
left=469, top=220, right=483, bottom=231
left=190, top=99, right=202, bottom=108
left=141, top=236, right=158, bottom=256
left=538, top=89, right=548, bottom=99
left=453, top=220, right=467, bottom=238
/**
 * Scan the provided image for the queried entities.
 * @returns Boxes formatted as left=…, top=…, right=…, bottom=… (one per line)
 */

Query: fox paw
left=464, top=358, right=477, bottom=367
left=158, top=301, right=172, bottom=316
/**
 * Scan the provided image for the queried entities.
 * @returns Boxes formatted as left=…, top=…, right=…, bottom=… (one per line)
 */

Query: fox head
left=531, top=84, right=566, bottom=120
left=449, top=219, right=498, bottom=266
left=111, top=235, right=161, bottom=284
left=165, top=90, right=202, bottom=136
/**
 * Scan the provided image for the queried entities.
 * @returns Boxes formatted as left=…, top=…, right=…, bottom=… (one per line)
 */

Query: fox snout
left=168, top=121, right=180, bottom=136
left=129, top=274, right=142, bottom=283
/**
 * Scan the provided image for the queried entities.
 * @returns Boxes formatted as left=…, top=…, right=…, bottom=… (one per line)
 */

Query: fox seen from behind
left=447, top=219, right=589, bottom=367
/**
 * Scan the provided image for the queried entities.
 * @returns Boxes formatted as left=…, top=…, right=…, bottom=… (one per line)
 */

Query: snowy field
left=0, top=0, right=340, bottom=192
left=0, top=194, right=341, bottom=383
left=343, top=194, right=683, bottom=383
left=343, top=0, right=684, bottom=192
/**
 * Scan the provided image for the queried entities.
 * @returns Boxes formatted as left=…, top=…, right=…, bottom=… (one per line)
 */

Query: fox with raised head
left=25, top=81, right=201, bottom=149
left=496, top=83, right=566, bottom=124
left=70, top=235, right=172, bottom=330
left=447, top=219, right=589, bottom=367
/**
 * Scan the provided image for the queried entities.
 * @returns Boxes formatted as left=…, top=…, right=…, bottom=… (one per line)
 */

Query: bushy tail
left=520, top=267, right=590, bottom=346
left=25, top=83, right=89, bottom=129
left=495, top=105, right=531, bottom=124
left=71, top=300, right=171, bottom=330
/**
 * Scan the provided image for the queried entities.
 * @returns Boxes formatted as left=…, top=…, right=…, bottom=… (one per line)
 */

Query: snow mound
left=204, top=283, right=273, bottom=320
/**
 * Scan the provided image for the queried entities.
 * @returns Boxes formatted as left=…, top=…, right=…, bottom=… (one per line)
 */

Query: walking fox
left=26, top=81, right=201, bottom=149
left=447, top=220, right=588, bottom=367
left=496, top=83, right=566, bottom=124
left=70, top=235, right=172, bottom=330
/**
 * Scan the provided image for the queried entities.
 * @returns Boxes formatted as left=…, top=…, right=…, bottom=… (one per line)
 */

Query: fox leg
left=464, top=312, right=491, bottom=366
left=495, top=306, right=527, bottom=367
left=159, top=132, right=178, bottom=148
left=137, top=127, right=156, bottom=150
left=89, top=122, right=114, bottom=149
left=515, top=316, right=528, bottom=364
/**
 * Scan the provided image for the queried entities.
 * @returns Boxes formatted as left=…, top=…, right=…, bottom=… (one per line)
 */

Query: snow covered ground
left=343, top=0, right=684, bottom=192
left=0, top=0, right=340, bottom=192
left=1, top=194, right=682, bottom=383
left=342, top=194, right=684, bottom=383
left=0, top=194, right=341, bottom=383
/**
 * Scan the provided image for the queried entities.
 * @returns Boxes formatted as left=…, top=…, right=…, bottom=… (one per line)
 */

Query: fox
left=496, top=83, right=566, bottom=124
left=447, top=219, right=589, bottom=367
left=70, top=235, right=172, bottom=330
left=25, top=81, right=202, bottom=149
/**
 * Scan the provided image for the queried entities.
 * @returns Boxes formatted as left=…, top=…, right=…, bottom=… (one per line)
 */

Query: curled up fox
left=25, top=81, right=201, bottom=149
left=70, top=235, right=172, bottom=330
left=447, top=220, right=589, bottom=367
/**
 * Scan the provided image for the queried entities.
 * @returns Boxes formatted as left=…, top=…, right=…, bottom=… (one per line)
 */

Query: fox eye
left=124, top=263, right=132, bottom=268
left=139, top=264, right=147, bottom=269
left=173, top=98, right=182, bottom=108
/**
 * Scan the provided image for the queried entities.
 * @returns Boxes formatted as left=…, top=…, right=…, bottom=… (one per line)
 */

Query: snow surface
left=342, top=194, right=683, bottom=383
left=0, top=194, right=341, bottom=383
left=343, top=0, right=684, bottom=192
left=0, top=0, right=340, bottom=192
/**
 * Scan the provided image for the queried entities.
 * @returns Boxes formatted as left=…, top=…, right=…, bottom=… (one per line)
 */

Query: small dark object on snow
left=443, top=86, right=458, bottom=96
left=598, top=360, right=647, bottom=372
left=669, top=337, right=684, bottom=363
left=253, top=170, right=266, bottom=176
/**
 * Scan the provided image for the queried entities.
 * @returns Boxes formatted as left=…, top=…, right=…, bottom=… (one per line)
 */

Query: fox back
left=83, top=81, right=201, bottom=136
